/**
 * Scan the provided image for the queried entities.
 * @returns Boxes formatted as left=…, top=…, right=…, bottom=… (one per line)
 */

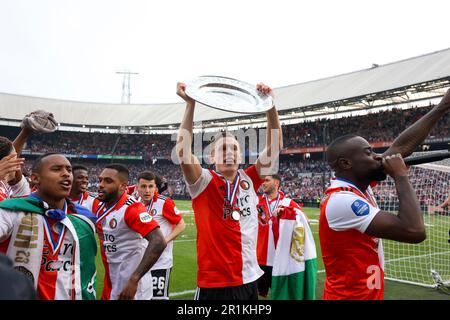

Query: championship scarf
left=0, top=197, right=97, bottom=300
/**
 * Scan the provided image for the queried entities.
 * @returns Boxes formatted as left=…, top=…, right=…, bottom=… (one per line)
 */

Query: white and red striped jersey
left=0, top=176, right=30, bottom=201
left=70, top=191, right=96, bottom=212
left=127, top=184, right=138, bottom=199
left=320, top=178, right=384, bottom=300
left=141, top=192, right=182, bottom=270
left=256, top=191, right=301, bottom=266
left=0, top=201, right=94, bottom=300
left=93, top=193, right=160, bottom=300
left=186, top=164, right=264, bottom=288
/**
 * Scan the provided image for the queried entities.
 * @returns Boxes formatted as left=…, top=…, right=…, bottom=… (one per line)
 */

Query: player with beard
left=256, top=174, right=301, bottom=297
left=69, top=165, right=95, bottom=211
left=93, top=164, right=166, bottom=300
left=319, top=88, right=450, bottom=300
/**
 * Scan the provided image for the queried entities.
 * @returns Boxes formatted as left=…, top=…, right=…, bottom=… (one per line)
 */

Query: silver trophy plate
left=185, top=76, right=273, bottom=114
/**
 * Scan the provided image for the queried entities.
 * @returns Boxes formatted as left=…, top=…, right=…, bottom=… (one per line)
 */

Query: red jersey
left=186, top=165, right=264, bottom=288
left=319, top=178, right=384, bottom=300
left=256, top=191, right=300, bottom=266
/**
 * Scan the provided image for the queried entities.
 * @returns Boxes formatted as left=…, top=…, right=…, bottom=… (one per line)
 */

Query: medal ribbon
left=43, top=201, right=68, bottom=254
left=217, top=172, right=241, bottom=209
left=96, top=198, right=121, bottom=223
left=146, top=198, right=154, bottom=212
left=335, top=178, right=378, bottom=207
left=264, top=192, right=281, bottom=218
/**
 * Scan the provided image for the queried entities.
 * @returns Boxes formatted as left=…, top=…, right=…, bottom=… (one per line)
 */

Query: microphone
left=403, top=150, right=450, bottom=166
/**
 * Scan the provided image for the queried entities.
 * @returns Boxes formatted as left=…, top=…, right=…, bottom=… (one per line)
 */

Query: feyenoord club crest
left=109, top=218, right=117, bottom=229
left=240, top=180, right=250, bottom=191
left=150, top=209, right=158, bottom=216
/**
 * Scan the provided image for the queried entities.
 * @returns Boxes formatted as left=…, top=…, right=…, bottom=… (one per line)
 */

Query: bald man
left=319, top=88, right=450, bottom=300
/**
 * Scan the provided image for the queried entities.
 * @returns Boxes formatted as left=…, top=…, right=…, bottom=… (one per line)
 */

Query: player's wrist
left=129, top=273, right=141, bottom=284
left=393, top=174, right=409, bottom=181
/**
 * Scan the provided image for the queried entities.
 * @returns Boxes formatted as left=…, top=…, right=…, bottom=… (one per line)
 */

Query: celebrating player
left=136, top=170, right=186, bottom=300
left=93, top=164, right=166, bottom=300
left=0, top=153, right=97, bottom=299
left=256, top=174, right=301, bottom=297
left=175, top=81, right=282, bottom=300
left=319, top=88, right=450, bottom=300
left=69, top=165, right=96, bottom=210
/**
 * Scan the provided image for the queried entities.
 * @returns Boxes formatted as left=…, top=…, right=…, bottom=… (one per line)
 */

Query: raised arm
left=12, top=127, right=31, bottom=157
left=175, top=82, right=202, bottom=185
left=255, top=83, right=283, bottom=178
left=10, top=127, right=31, bottom=185
left=383, top=89, right=450, bottom=158
left=365, top=154, right=426, bottom=243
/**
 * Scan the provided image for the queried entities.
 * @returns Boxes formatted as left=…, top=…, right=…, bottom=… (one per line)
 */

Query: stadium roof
left=1, top=48, right=450, bottom=129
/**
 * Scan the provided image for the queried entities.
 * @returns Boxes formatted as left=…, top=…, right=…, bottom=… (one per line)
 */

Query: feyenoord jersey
left=70, top=191, right=96, bottom=212
left=93, top=193, right=160, bottom=300
left=0, top=176, right=30, bottom=202
left=0, top=201, right=94, bottom=300
left=256, top=191, right=300, bottom=266
left=142, top=192, right=182, bottom=270
left=319, top=178, right=384, bottom=300
left=186, top=164, right=264, bottom=288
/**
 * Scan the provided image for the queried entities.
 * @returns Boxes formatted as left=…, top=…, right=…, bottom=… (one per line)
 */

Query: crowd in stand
left=25, top=131, right=173, bottom=159
left=13, top=104, right=449, bottom=159
left=16, top=104, right=450, bottom=205
left=284, top=104, right=450, bottom=148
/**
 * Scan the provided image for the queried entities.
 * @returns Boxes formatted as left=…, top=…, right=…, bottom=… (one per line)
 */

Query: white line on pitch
left=170, top=289, right=196, bottom=297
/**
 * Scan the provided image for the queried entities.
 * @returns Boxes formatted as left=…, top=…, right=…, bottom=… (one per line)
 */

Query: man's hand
left=438, top=88, right=450, bottom=111
left=0, top=153, right=24, bottom=181
left=176, top=82, right=195, bottom=104
left=256, top=83, right=275, bottom=102
left=21, top=110, right=57, bottom=133
left=382, top=154, right=409, bottom=179
left=118, top=276, right=139, bottom=300
left=272, top=206, right=284, bottom=217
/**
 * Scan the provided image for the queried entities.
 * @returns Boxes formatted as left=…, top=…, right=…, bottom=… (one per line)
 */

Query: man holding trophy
left=175, top=77, right=283, bottom=300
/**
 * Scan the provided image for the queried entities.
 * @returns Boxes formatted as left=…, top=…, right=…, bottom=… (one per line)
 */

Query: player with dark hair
left=176, top=82, right=282, bottom=300
left=136, top=170, right=185, bottom=299
left=0, top=153, right=97, bottom=299
left=69, top=165, right=96, bottom=210
left=319, top=89, right=450, bottom=300
left=93, top=163, right=166, bottom=300
left=256, top=174, right=302, bottom=297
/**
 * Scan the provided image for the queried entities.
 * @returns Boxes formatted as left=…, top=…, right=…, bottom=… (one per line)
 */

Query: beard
left=99, top=189, right=119, bottom=203
left=367, top=166, right=387, bottom=182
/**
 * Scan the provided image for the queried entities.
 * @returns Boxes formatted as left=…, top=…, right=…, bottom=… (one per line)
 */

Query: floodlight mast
left=116, top=70, right=139, bottom=104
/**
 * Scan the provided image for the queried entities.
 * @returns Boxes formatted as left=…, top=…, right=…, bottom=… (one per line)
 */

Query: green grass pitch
left=94, top=201, right=449, bottom=300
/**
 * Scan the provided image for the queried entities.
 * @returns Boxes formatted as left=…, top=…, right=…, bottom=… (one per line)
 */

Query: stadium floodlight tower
left=116, top=70, right=139, bottom=104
